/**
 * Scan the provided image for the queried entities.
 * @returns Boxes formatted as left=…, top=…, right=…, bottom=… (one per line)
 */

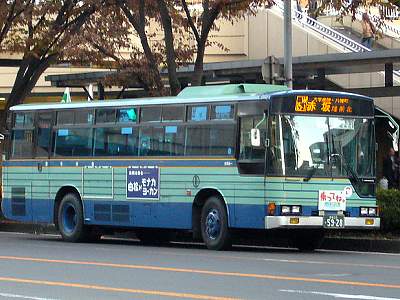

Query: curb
left=1, top=221, right=400, bottom=253
left=321, top=237, right=400, bottom=253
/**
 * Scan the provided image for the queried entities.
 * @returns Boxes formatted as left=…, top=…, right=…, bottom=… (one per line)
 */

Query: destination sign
left=295, top=95, right=353, bottom=114
left=270, top=94, right=374, bottom=117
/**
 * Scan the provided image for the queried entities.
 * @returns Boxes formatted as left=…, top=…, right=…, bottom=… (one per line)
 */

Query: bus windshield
left=268, top=115, right=375, bottom=179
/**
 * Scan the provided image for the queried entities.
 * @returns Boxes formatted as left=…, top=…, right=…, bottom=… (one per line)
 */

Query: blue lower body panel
left=1, top=197, right=363, bottom=230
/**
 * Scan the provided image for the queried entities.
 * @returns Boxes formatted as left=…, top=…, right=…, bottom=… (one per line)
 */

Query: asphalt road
left=0, top=232, right=400, bottom=300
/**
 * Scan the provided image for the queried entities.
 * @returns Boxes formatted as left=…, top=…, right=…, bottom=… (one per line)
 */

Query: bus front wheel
left=201, top=196, right=231, bottom=250
left=58, top=193, right=87, bottom=242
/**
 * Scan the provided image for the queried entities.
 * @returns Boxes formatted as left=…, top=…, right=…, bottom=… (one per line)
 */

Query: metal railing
left=324, top=4, right=400, bottom=39
left=273, top=0, right=370, bottom=52
left=272, top=0, right=400, bottom=81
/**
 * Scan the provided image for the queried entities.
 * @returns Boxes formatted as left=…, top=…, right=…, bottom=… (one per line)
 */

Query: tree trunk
left=119, top=1, right=165, bottom=94
left=2, top=54, right=57, bottom=131
left=137, top=29, right=165, bottom=93
left=191, top=40, right=206, bottom=86
left=157, top=0, right=180, bottom=96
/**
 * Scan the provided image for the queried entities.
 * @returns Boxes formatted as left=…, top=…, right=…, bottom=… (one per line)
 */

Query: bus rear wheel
left=58, top=193, right=87, bottom=242
left=200, top=196, right=231, bottom=250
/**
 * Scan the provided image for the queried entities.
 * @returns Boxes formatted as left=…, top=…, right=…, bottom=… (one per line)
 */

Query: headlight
left=281, top=206, right=291, bottom=214
left=360, top=207, right=369, bottom=216
left=368, top=207, right=377, bottom=216
left=292, top=206, right=301, bottom=214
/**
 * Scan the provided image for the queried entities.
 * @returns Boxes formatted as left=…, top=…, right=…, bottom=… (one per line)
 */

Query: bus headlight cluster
left=281, top=205, right=302, bottom=215
left=360, top=207, right=377, bottom=217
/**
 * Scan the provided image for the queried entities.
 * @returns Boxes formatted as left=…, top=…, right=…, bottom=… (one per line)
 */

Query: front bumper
left=265, top=216, right=380, bottom=229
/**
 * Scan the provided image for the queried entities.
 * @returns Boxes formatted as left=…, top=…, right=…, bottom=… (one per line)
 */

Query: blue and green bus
left=1, top=84, right=379, bottom=250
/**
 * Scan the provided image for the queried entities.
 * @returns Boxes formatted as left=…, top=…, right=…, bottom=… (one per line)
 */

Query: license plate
left=323, top=215, right=345, bottom=229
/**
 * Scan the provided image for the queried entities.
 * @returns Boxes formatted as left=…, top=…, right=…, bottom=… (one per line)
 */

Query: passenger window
left=117, top=108, right=137, bottom=123
left=185, top=126, right=210, bottom=155
left=188, top=106, right=208, bottom=121
left=164, top=126, right=185, bottom=156
left=36, top=112, right=53, bottom=157
left=11, top=129, right=34, bottom=158
left=53, top=128, right=93, bottom=156
left=94, top=127, right=138, bottom=156
left=139, top=127, right=164, bottom=156
left=14, top=112, right=33, bottom=128
left=162, top=106, right=184, bottom=122
left=75, top=110, right=94, bottom=124
left=210, top=125, right=235, bottom=156
left=58, top=110, right=93, bottom=125
left=211, top=104, right=234, bottom=120
left=141, top=107, right=161, bottom=122
left=96, top=109, right=116, bottom=123
left=57, top=111, right=74, bottom=125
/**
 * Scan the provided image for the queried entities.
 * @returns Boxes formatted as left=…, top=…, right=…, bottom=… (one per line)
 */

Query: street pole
left=284, top=0, right=293, bottom=89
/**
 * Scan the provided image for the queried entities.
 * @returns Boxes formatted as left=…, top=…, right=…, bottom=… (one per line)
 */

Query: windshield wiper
left=331, top=153, right=361, bottom=184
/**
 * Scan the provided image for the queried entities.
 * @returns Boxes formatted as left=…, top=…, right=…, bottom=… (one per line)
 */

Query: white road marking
left=0, top=292, right=59, bottom=300
left=319, top=249, right=400, bottom=257
left=280, top=289, right=400, bottom=300
left=313, top=273, right=352, bottom=277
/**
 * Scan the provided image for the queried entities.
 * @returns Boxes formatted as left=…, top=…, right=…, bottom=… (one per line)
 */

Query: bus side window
left=185, top=126, right=210, bottom=156
left=93, top=127, right=138, bottom=156
left=164, top=126, right=185, bottom=156
left=139, top=127, right=163, bottom=156
left=210, top=124, right=235, bottom=156
left=11, top=129, right=34, bottom=158
left=36, top=112, right=53, bottom=158
left=53, top=128, right=93, bottom=157
left=11, top=112, right=34, bottom=158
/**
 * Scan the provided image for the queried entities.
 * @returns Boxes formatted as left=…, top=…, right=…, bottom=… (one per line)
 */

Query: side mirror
left=251, top=128, right=261, bottom=147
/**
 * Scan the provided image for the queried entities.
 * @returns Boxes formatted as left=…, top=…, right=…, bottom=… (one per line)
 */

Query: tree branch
left=181, top=0, right=200, bottom=44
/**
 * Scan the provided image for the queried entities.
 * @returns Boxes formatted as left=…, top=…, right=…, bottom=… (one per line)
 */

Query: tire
left=293, top=229, right=325, bottom=252
left=58, top=193, right=87, bottom=242
left=200, top=196, right=231, bottom=250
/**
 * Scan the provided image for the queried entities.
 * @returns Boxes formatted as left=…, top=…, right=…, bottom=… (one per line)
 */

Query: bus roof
left=9, top=84, right=372, bottom=112
left=10, top=84, right=289, bottom=111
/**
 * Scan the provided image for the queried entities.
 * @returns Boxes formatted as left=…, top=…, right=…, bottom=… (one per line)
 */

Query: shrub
left=377, top=188, right=400, bottom=232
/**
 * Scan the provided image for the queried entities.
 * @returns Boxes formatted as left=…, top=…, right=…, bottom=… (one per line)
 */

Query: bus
left=1, top=84, right=379, bottom=251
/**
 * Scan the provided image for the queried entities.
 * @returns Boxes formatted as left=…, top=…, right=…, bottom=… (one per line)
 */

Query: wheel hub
left=63, top=203, right=77, bottom=234
left=205, top=209, right=221, bottom=240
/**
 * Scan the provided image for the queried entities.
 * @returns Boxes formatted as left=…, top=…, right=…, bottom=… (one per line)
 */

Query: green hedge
left=377, top=188, right=400, bottom=232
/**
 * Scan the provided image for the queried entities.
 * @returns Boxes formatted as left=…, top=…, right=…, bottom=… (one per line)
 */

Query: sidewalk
left=1, top=221, right=400, bottom=253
